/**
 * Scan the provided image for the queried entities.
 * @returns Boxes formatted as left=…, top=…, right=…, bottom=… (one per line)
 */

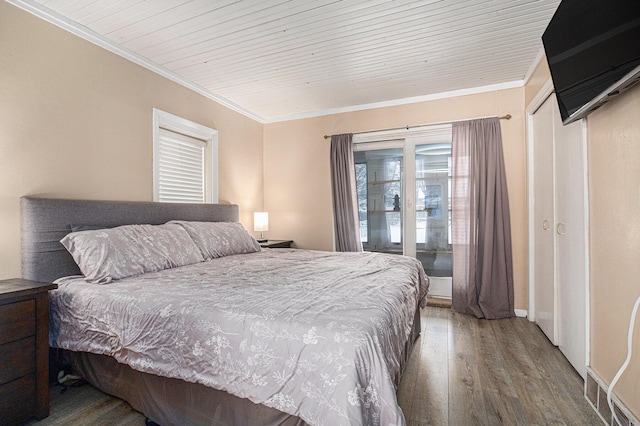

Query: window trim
left=152, top=108, right=218, bottom=203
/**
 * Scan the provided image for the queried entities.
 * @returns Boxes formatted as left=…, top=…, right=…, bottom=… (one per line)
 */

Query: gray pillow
left=60, top=223, right=205, bottom=283
left=170, top=221, right=261, bottom=259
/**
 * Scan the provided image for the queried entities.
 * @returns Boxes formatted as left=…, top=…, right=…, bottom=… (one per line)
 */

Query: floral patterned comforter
left=50, top=249, right=429, bottom=426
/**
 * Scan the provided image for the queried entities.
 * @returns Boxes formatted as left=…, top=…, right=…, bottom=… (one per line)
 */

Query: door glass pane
left=355, top=163, right=368, bottom=243
left=415, top=143, right=452, bottom=276
left=354, top=148, right=403, bottom=254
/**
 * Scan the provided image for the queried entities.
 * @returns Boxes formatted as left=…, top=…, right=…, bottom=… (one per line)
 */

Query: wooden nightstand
left=259, top=240, right=294, bottom=249
left=0, top=279, right=57, bottom=425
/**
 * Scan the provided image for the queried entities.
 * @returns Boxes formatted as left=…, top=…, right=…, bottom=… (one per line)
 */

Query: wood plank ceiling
left=30, top=0, right=561, bottom=122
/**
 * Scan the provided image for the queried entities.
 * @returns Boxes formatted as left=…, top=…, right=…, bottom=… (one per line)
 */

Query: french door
left=353, top=125, right=453, bottom=298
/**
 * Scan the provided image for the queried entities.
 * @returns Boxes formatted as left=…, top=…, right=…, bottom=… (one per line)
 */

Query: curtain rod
left=322, top=114, right=511, bottom=139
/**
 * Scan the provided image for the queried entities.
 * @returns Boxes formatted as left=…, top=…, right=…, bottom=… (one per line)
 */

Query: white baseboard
left=515, top=309, right=528, bottom=318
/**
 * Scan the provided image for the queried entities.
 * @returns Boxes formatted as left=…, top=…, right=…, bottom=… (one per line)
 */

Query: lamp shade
left=254, top=212, right=269, bottom=232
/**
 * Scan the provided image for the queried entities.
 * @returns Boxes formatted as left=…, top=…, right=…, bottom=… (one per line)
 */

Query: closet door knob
left=542, top=219, right=550, bottom=231
left=556, top=222, right=565, bottom=235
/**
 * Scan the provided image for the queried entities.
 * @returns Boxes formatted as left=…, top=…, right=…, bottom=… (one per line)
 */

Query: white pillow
left=169, top=221, right=261, bottom=260
left=60, top=223, right=204, bottom=283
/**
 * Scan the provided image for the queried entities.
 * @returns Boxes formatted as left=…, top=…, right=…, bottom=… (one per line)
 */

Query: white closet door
left=532, top=96, right=557, bottom=344
left=553, top=98, right=587, bottom=379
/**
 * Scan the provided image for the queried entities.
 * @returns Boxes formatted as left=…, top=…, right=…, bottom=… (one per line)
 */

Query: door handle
left=556, top=222, right=565, bottom=235
left=542, top=219, right=550, bottom=231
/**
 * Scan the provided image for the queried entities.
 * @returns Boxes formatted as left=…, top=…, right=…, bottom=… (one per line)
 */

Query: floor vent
left=585, top=368, right=639, bottom=426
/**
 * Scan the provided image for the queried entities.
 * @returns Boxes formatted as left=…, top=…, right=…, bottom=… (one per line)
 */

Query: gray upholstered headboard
left=21, top=197, right=240, bottom=283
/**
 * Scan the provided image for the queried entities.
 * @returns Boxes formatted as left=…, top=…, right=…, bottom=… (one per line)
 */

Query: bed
left=21, top=197, right=429, bottom=426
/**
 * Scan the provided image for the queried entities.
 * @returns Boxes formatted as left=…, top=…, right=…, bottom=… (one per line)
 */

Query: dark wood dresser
left=0, top=279, right=57, bottom=425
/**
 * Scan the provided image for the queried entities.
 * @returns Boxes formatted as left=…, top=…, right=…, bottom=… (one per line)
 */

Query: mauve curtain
left=451, top=118, right=515, bottom=319
left=330, top=134, right=362, bottom=252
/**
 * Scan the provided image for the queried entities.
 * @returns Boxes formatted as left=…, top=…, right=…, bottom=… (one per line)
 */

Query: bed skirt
left=70, top=307, right=422, bottom=426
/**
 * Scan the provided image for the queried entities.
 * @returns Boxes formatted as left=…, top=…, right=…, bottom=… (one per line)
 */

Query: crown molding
left=523, top=46, right=546, bottom=86
left=6, top=0, right=266, bottom=124
left=264, top=80, right=524, bottom=123
left=9, top=0, right=532, bottom=126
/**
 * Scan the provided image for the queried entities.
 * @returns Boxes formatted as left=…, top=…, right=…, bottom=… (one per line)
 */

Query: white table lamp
left=254, top=212, right=269, bottom=242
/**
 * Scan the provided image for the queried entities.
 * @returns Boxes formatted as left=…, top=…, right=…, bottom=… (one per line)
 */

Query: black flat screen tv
left=542, top=0, right=640, bottom=124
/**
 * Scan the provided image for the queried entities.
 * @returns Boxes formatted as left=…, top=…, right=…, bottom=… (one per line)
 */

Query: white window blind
left=157, top=128, right=206, bottom=203
left=153, top=109, right=218, bottom=203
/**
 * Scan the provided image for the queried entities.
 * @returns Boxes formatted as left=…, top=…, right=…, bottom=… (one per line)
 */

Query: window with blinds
left=157, top=129, right=207, bottom=203
left=152, top=108, right=218, bottom=204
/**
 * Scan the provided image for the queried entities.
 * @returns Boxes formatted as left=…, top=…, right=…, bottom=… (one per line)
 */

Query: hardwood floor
left=28, top=307, right=600, bottom=425
left=398, top=307, right=600, bottom=425
left=26, top=383, right=145, bottom=425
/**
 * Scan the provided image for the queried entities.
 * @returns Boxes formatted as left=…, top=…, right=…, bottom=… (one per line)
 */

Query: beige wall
left=588, top=83, right=640, bottom=418
left=0, top=2, right=264, bottom=279
left=264, top=88, right=529, bottom=311
left=525, top=58, right=550, bottom=107
left=525, top=58, right=640, bottom=418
